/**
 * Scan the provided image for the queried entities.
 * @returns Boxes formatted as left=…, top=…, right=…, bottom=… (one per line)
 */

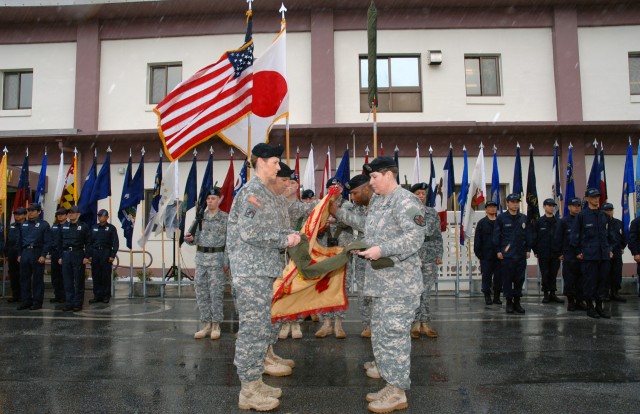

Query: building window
left=359, top=55, right=422, bottom=113
left=464, top=55, right=501, bottom=97
left=149, top=63, right=182, bottom=104
left=2, top=70, right=33, bottom=110
left=629, top=53, right=640, bottom=95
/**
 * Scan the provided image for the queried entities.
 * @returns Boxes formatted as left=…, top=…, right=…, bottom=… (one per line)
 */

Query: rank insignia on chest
left=414, top=215, right=426, bottom=227
left=35, top=223, right=40, bottom=228
left=522, top=222, right=526, bottom=229
left=245, top=209, right=256, bottom=219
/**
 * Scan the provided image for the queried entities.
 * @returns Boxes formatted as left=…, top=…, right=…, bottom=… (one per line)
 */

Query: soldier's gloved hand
left=287, top=233, right=301, bottom=247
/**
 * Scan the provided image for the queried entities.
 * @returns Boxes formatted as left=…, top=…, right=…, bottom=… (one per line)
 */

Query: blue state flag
left=622, top=141, right=635, bottom=239
left=491, top=147, right=501, bottom=212
left=587, top=142, right=599, bottom=191
left=564, top=145, right=576, bottom=217
left=35, top=151, right=47, bottom=218
left=335, top=148, right=350, bottom=200
left=552, top=143, right=562, bottom=217
left=458, top=147, right=469, bottom=245
left=512, top=144, right=522, bottom=196
left=636, top=140, right=640, bottom=217
left=526, top=146, right=539, bottom=226
left=78, top=156, right=97, bottom=225
left=198, top=152, right=214, bottom=212
left=427, top=150, right=436, bottom=207
left=180, top=154, right=198, bottom=245
left=119, top=154, right=144, bottom=249
left=90, top=152, right=111, bottom=204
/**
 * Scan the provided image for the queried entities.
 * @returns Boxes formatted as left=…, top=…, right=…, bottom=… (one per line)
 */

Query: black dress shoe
left=587, top=308, right=600, bottom=319
left=484, top=294, right=493, bottom=305
left=72, top=306, right=83, bottom=312
left=62, top=305, right=73, bottom=312
left=89, top=298, right=102, bottom=304
left=8, top=297, right=17, bottom=303
left=549, top=293, right=564, bottom=304
left=50, top=298, right=65, bottom=303
left=30, top=304, right=42, bottom=310
left=102, top=297, right=110, bottom=304
left=17, top=304, right=31, bottom=310
left=542, top=292, right=550, bottom=303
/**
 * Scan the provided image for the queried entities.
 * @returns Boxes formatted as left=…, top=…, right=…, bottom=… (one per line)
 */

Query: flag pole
left=453, top=191, right=460, bottom=297
left=352, top=130, right=356, bottom=176
left=373, top=106, right=378, bottom=158
left=107, top=146, right=112, bottom=223
left=285, top=114, right=290, bottom=164
left=2, top=147, right=7, bottom=298
left=140, top=147, right=147, bottom=297
left=246, top=114, right=252, bottom=181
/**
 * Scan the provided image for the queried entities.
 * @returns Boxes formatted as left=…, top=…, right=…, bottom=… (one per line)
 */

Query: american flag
left=155, top=16, right=254, bottom=161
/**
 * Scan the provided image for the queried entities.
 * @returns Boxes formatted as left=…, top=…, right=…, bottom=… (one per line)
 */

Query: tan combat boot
left=256, top=378, right=282, bottom=399
left=238, top=380, right=280, bottom=411
left=194, top=322, right=212, bottom=339
left=360, top=326, right=371, bottom=338
left=334, top=318, right=346, bottom=339
left=210, top=323, right=221, bottom=340
left=363, top=361, right=376, bottom=370
left=264, top=356, right=293, bottom=377
left=290, top=322, right=303, bottom=339
left=310, top=314, right=320, bottom=322
left=410, top=321, right=421, bottom=339
left=366, top=364, right=381, bottom=379
left=367, top=385, right=408, bottom=413
left=267, top=345, right=295, bottom=368
left=366, top=383, right=393, bottom=402
left=278, top=323, right=291, bottom=340
left=315, top=319, right=333, bottom=338
left=421, top=322, right=438, bottom=338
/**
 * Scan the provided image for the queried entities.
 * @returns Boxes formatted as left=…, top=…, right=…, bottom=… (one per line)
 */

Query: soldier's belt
left=64, top=247, right=84, bottom=252
left=424, top=235, right=438, bottom=242
left=197, top=246, right=225, bottom=253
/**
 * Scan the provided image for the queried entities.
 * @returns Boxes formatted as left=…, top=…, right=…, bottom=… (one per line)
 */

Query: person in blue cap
left=474, top=200, right=502, bottom=305
left=6, top=208, right=27, bottom=303
left=554, top=197, right=586, bottom=311
left=628, top=212, right=640, bottom=298
left=17, top=203, right=51, bottom=311
left=49, top=208, right=68, bottom=304
left=533, top=198, right=563, bottom=304
left=89, top=209, right=119, bottom=304
left=602, top=203, right=627, bottom=302
left=59, top=205, right=91, bottom=312
left=570, top=188, right=614, bottom=319
left=492, top=193, right=532, bottom=314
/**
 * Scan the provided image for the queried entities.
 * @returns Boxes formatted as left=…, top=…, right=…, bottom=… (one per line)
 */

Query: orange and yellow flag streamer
left=58, top=150, right=78, bottom=210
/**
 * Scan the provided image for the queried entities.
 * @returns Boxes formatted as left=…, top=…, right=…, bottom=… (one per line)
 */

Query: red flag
left=155, top=15, right=254, bottom=161
left=294, top=148, right=301, bottom=199
left=218, top=155, right=235, bottom=213
left=379, top=143, right=384, bottom=156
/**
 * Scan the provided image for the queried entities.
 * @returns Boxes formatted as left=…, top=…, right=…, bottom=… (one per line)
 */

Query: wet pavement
left=1, top=288, right=639, bottom=414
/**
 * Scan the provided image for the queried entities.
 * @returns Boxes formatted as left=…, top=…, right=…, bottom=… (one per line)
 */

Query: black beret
left=585, top=187, right=600, bottom=197
left=568, top=197, right=582, bottom=206
left=68, top=205, right=80, bottom=213
left=56, top=208, right=68, bottom=215
left=345, top=174, right=370, bottom=191
left=543, top=198, right=557, bottom=206
left=251, top=143, right=283, bottom=158
left=206, top=187, right=221, bottom=197
left=506, top=193, right=521, bottom=202
left=27, top=203, right=41, bottom=211
left=410, top=182, right=428, bottom=193
left=14, top=207, right=27, bottom=215
left=301, top=189, right=315, bottom=199
left=276, top=162, right=294, bottom=178
left=97, top=209, right=109, bottom=217
left=602, top=203, right=614, bottom=211
left=325, top=177, right=341, bottom=189
left=485, top=200, right=498, bottom=207
left=363, top=156, right=396, bottom=174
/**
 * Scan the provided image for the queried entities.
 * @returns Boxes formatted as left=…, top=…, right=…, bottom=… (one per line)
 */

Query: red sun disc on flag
left=252, top=70, right=288, bottom=117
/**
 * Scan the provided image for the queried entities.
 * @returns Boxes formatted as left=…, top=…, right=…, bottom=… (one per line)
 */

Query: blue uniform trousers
left=63, top=251, right=86, bottom=307
left=608, top=256, right=623, bottom=292
left=480, top=259, right=501, bottom=294
left=91, top=249, right=112, bottom=300
left=581, top=260, right=609, bottom=301
left=562, top=260, right=583, bottom=299
left=8, top=252, right=21, bottom=301
left=501, top=258, right=526, bottom=299
left=539, top=257, right=560, bottom=293
left=50, top=253, right=65, bottom=300
left=19, top=249, right=45, bottom=307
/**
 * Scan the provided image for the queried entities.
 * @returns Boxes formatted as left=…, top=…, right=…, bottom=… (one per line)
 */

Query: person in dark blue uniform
left=49, top=208, right=68, bottom=304
left=17, top=203, right=51, bottom=311
left=492, top=193, right=531, bottom=314
left=533, top=198, right=563, bottom=304
left=570, top=188, right=613, bottom=319
left=89, top=209, right=119, bottom=304
left=474, top=200, right=502, bottom=305
left=6, top=208, right=26, bottom=303
left=554, top=197, right=586, bottom=312
left=59, top=206, right=91, bottom=312
left=602, top=203, right=627, bottom=302
left=628, top=214, right=640, bottom=298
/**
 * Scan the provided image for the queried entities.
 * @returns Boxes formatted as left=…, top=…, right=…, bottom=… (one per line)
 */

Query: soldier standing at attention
left=533, top=199, right=564, bottom=304
left=492, top=193, right=531, bottom=315
left=409, top=182, right=442, bottom=339
left=554, top=197, right=585, bottom=311
left=185, top=188, right=228, bottom=340
left=474, top=200, right=501, bottom=305
left=357, top=157, right=426, bottom=413
left=59, top=205, right=91, bottom=312
left=49, top=208, right=68, bottom=304
left=602, top=203, right=627, bottom=302
left=88, top=209, right=119, bottom=304
left=628, top=213, right=640, bottom=298
left=570, top=188, right=613, bottom=319
left=17, top=203, right=51, bottom=311
left=6, top=208, right=26, bottom=303
left=227, top=143, right=301, bottom=412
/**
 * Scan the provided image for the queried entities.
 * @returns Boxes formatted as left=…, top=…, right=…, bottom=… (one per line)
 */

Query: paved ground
left=1, top=287, right=639, bottom=414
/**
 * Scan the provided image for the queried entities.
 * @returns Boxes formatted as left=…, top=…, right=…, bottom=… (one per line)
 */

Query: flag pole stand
left=453, top=192, right=460, bottom=297
left=129, top=249, right=133, bottom=298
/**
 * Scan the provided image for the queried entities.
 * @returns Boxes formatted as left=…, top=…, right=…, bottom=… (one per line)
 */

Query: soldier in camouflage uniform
left=184, top=187, right=228, bottom=341
left=227, top=144, right=301, bottom=412
left=357, top=157, right=426, bottom=413
left=331, top=174, right=374, bottom=337
left=409, top=183, right=443, bottom=339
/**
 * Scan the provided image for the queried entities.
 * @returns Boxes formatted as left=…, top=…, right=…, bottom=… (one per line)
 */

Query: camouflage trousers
left=371, top=295, right=420, bottom=390
left=232, top=275, right=274, bottom=382
left=354, top=257, right=372, bottom=328
left=415, top=262, right=437, bottom=322
left=194, top=252, right=225, bottom=323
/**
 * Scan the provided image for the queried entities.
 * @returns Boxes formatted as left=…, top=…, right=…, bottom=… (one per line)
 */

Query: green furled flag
left=367, top=1, right=377, bottom=108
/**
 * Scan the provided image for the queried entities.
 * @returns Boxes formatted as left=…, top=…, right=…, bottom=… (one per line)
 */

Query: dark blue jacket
left=89, top=223, right=119, bottom=259
left=474, top=216, right=498, bottom=261
left=20, top=218, right=51, bottom=257
left=628, top=216, right=640, bottom=256
left=492, top=211, right=531, bottom=260
left=554, top=214, right=578, bottom=261
left=533, top=215, right=559, bottom=258
left=50, top=221, right=65, bottom=257
left=59, top=220, right=91, bottom=259
left=5, top=221, right=21, bottom=256
left=607, top=216, right=626, bottom=258
left=569, top=207, right=612, bottom=261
